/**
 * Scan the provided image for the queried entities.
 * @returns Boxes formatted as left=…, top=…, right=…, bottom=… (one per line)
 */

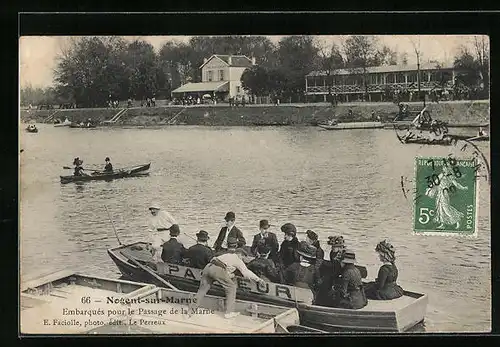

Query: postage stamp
left=413, top=156, right=478, bottom=236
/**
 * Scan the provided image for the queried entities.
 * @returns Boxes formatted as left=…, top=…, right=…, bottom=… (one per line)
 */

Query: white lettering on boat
left=156, top=263, right=311, bottom=302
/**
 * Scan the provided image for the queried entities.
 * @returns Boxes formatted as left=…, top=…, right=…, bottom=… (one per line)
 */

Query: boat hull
left=60, top=163, right=150, bottom=183
left=108, top=242, right=428, bottom=332
left=318, top=122, right=384, bottom=130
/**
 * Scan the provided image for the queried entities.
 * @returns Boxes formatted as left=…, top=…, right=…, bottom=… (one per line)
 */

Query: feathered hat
left=375, top=240, right=396, bottom=263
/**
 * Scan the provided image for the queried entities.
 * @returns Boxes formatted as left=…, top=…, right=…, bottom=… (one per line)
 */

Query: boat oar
left=120, top=251, right=178, bottom=291
left=104, top=204, right=122, bottom=245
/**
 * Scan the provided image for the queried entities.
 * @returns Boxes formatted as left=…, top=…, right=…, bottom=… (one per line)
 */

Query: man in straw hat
left=147, top=202, right=177, bottom=261
left=336, top=250, right=368, bottom=309
left=213, top=211, right=246, bottom=253
left=278, top=223, right=300, bottom=269
left=250, top=220, right=279, bottom=262
left=247, top=243, right=281, bottom=283
left=283, top=241, right=321, bottom=294
left=365, top=240, right=404, bottom=300
left=183, top=230, right=214, bottom=269
left=190, top=236, right=265, bottom=319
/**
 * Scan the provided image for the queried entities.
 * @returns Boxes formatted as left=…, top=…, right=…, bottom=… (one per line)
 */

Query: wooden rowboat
left=21, top=270, right=299, bottom=334
left=318, top=122, right=384, bottom=130
left=60, top=163, right=150, bottom=183
left=20, top=270, right=156, bottom=334
left=108, top=242, right=428, bottom=332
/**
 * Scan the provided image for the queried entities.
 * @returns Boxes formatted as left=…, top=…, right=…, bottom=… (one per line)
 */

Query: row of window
left=206, top=69, right=225, bottom=82
left=307, top=71, right=454, bottom=86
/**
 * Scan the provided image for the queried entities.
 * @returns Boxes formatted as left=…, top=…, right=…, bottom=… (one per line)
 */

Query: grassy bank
left=20, top=100, right=489, bottom=126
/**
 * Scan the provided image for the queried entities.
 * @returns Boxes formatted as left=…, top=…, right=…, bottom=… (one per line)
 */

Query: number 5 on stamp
left=413, top=156, right=478, bottom=236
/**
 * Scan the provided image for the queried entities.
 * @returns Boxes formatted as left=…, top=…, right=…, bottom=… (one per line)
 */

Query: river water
left=19, top=123, right=491, bottom=332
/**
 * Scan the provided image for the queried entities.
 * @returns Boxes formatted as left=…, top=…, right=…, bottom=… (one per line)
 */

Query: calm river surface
left=20, top=123, right=491, bottom=332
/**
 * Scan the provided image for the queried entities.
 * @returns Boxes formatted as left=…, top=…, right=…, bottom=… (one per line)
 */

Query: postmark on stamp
left=413, top=156, right=478, bottom=236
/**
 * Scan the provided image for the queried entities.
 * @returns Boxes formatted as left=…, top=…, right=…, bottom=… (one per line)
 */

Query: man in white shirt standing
left=191, top=237, right=264, bottom=319
left=148, top=202, right=177, bottom=262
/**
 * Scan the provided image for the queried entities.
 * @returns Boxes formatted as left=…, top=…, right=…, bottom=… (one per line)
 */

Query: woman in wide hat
left=283, top=241, right=321, bottom=295
left=336, top=249, right=368, bottom=309
left=365, top=240, right=404, bottom=300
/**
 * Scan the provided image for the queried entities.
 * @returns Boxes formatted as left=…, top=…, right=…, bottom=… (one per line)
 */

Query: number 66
left=418, top=208, right=434, bottom=224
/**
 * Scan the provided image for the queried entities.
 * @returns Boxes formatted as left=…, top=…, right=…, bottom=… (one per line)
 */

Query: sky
left=19, top=35, right=488, bottom=89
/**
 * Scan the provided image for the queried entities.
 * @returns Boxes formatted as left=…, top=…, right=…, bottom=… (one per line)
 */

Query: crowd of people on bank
left=144, top=205, right=405, bottom=318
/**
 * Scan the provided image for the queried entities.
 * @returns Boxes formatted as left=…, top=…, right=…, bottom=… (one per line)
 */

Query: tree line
left=20, top=35, right=489, bottom=107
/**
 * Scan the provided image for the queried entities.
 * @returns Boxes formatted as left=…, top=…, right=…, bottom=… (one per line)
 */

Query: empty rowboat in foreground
left=60, top=163, right=151, bottom=183
left=20, top=270, right=299, bottom=334
left=108, top=242, right=429, bottom=332
left=20, top=270, right=156, bottom=334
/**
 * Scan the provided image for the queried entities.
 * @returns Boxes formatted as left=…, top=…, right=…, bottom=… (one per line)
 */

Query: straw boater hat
left=196, top=230, right=210, bottom=242
left=149, top=202, right=161, bottom=210
left=341, top=249, right=357, bottom=264
left=375, top=240, right=396, bottom=263
left=296, top=241, right=317, bottom=259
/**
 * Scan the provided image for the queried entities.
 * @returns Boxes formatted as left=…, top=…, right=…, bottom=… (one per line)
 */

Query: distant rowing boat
left=60, top=163, right=151, bottom=183
left=69, top=123, right=97, bottom=128
left=318, top=122, right=384, bottom=130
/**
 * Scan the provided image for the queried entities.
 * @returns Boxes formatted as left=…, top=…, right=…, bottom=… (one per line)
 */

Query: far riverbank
left=20, top=100, right=489, bottom=127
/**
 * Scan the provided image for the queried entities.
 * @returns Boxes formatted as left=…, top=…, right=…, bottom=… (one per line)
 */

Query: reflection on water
left=20, top=124, right=491, bottom=332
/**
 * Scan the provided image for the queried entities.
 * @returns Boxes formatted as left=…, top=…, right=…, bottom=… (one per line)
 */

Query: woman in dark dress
left=305, top=230, right=324, bottom=267
left=314, top=235, right=345, bottom=306
left=336, top=250, right=368, bottom=309
left=365, top=240, right=404, bottom=300
left=284, top=241, right=321, bottom=295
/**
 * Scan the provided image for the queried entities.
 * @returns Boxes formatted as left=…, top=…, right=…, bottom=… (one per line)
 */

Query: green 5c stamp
left=414, top=156, right=478, bottom=236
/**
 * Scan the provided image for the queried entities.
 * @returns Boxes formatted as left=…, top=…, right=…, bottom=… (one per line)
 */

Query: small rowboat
left=25, top=126, right=38, bottom=133
left=69, top=123, right=97, bottom=128
left=60, top=163, right=150, bottom=183
left=108, top=242, right=428, bottom=332
left=318, top=122, right=384, bottom=130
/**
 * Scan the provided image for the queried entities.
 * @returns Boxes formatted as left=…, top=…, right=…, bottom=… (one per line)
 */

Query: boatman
left=103, top=157, right=113, bottom=173
left=73, top=157, right=88, bottom=177
left=190, top=240, right=265, bottom=319
left=147, top=202, right=177, bottom=262
left=160, top=224, right=187, bottom=264
left=250, top=220, right=279, bottom=262
left=183, top=230, right=214, bottom=269
left=213, top=212, right=246, bottom=253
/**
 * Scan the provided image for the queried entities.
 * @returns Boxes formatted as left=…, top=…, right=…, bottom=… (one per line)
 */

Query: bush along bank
left=20, top=101, right=489, bottom=126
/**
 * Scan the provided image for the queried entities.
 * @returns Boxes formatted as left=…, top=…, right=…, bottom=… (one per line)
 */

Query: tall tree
left=277, top=35, right=320, bottom=101
left=124, top=40, right=159, bottom=99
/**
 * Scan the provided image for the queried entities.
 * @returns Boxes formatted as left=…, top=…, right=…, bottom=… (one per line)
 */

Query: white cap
left=149, top=202, right=161, bottom=210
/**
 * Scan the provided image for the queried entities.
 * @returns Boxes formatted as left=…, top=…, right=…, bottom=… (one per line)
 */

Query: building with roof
left=171, top=54, right=255, bottom=101
left=305, top=62, right=464, bottom=102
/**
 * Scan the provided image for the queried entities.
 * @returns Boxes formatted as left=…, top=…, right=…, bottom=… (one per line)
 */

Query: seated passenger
left=314, top=235, right=346, bottom=306
left=336, top=250, right=368, bottom=309
left=305, top=229, right=324, bottom=267
left=250, top=219, right=279, bottom=262
left=247, top=243, right=281, bottom=283
left=284, top=241, right=320, bottom=294
left=278, top=223, right=300, bottom=269
left=160, top=224, right=187, bottom=264
left=365, top=240, right=404, bottom=300
left=183, top=230, right=214, bottom=269
left=103, top=157, right=113, bottom=173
